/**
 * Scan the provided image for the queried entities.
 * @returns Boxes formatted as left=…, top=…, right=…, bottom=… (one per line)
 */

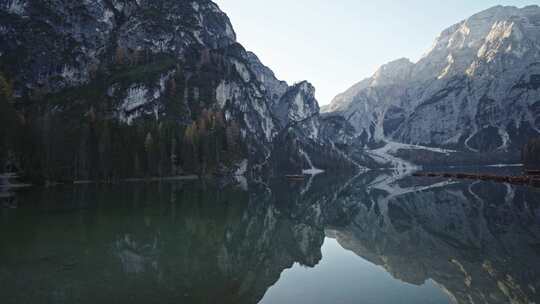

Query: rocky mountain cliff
left=325, top=5, right=540, bottom=166
left=0, top=0, right=353, bottom=182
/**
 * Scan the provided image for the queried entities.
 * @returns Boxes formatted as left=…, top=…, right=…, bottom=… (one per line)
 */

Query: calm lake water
left=1, top=169, right=539, bottom=304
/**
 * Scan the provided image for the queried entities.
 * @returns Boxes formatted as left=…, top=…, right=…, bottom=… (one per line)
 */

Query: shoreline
left=1, top=175, right=201, bottom=191
left=73, top=175, right=200, bottom=185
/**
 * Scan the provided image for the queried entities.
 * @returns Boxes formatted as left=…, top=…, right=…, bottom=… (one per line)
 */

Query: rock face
left=0, top=0, right=354, bottom=180
left=245, top=51, right=288, bottom=105
left=325, top=5, right=540, bottom=156
left=269, top=82, right=357, bottom=173
left=274, top=81, right=319, bottom=127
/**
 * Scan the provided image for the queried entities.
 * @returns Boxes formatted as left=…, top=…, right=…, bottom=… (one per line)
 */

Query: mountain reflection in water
left=1, top=169, right=539, bottom=304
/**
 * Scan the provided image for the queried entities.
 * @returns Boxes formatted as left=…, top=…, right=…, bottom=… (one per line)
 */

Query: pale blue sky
left=214, top=0, right=536, bottom=105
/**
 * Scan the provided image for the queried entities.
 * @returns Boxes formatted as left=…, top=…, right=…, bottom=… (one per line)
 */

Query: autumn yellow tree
left=182, top=123, right=199, bottom=172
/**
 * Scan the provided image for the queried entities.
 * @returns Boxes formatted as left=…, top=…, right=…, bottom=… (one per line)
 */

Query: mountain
left=325, top=5, right=540, bottom=166
left=0, top=0, right=354, bottom=182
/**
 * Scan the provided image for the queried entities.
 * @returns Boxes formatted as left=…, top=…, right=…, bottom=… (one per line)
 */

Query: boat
left=285, top=174, right=305, bottom=180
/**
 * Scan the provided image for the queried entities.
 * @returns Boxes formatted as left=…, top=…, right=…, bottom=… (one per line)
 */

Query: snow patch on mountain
left=366, top=141, right=419, bottom=172
left=3, top=0, right=26, bottom=15
left=122, top=86, right=150, bottom=113
left=299, top=149, right=324, bottom=175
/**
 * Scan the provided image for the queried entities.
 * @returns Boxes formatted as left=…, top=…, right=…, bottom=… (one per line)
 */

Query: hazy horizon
left=214, top=0, right=536, bottom=105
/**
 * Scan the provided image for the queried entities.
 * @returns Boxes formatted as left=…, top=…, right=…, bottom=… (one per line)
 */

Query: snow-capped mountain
left=325, top=5, right=540, bottom=161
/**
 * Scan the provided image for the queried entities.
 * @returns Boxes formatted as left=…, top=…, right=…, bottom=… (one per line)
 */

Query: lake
left=1, top=169, right=539, bottom=304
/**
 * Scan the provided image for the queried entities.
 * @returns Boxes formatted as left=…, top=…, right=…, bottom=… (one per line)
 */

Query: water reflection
left=0, top=169, right=539, bottom=304
left=328, top=170, right=540, bottom=304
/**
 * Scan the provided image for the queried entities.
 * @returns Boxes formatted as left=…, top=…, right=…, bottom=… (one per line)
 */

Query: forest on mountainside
left=523, top=138, right=540, bottom=169
left=0, top=67, right=246, bottom=184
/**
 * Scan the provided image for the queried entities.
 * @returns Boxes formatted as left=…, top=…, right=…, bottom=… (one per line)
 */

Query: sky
left=213, top=0, right=535, bottom=105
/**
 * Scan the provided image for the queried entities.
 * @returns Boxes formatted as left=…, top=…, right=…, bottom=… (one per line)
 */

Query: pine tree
left=182, top=123, right=200, bottom=173
left=198, top=111, right=210, bottom=173
left=144, top=131, right=155, bottom=176
left=226, top=121, right=241, bottom=160
left=99, top=120, right=112, bottom=180
left=0, top=73, right=14, bottom=171
left=115, top=46, right=126, bottom=65
left=523, top=138, right=540, bottom=169
left=213, top=111, right=226, bottom=166
left=131, top=49, right=142, bottom=65
left=170, top=135, right=178, bottom=175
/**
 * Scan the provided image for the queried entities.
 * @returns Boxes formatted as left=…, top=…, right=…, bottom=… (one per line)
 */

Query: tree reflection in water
left=0, top=169, right=539, bottom=304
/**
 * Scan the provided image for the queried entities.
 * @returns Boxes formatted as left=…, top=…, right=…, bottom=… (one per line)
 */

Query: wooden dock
left=413, top=171, right=540, bottom=188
